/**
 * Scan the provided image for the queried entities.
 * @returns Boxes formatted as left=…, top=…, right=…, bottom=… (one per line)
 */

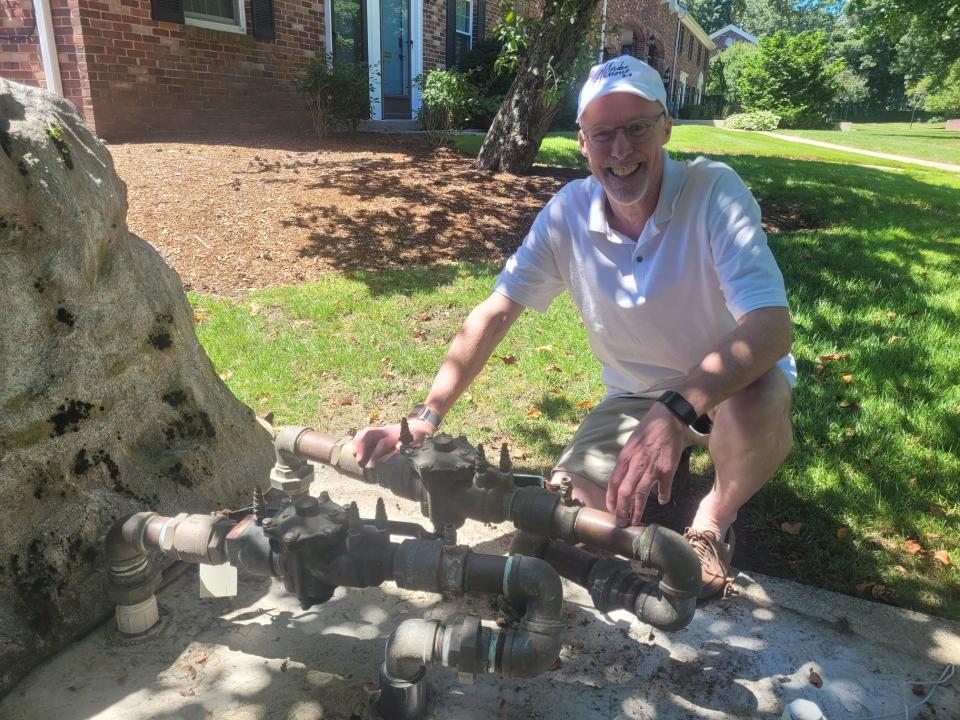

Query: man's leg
left=691, top=366, right=793, bottom=540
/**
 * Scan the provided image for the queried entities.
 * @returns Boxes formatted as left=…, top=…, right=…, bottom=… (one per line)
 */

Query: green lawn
left=193, top=126, right=960, bottom=619
left=772, top=122, right=960, bottom=166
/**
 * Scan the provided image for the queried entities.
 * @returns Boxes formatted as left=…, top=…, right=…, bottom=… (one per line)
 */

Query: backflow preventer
left=105, top=422, right=702, bottom=719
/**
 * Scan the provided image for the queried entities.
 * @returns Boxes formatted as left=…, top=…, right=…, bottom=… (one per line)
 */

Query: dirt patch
left=110, top=132, right=579, bottom=297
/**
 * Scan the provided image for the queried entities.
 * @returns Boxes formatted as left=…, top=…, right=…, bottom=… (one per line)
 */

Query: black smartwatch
left=407, top=403, right=442, bottom=429
left=656, top=390, right=699, bottom=427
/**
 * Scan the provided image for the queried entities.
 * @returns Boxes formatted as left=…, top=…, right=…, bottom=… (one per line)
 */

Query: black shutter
left=151, top=0, right=184, bottom=24
left=446, top=0, right=457, bottom=67
left=252, top=0, right=276, bottom=39
left=476, top=0, right=485, bottom=40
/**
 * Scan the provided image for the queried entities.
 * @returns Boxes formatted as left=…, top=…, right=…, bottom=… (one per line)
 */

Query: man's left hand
left=606, top=403, right=688, bottom=527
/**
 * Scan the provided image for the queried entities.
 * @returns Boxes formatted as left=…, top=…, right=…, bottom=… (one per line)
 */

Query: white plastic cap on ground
left=115, top=595, right=160, bottom=636
left=781, top=698, right=826, bottom=720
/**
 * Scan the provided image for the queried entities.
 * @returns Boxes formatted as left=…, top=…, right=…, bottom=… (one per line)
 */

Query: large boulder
left=0, top=79, right=275, bottom=696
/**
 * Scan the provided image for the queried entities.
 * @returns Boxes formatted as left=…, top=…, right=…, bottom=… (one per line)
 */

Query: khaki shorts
left=554, top=395, right=711, bottom=488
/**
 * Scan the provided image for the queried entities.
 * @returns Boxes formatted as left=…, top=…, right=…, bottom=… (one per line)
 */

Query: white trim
left=708, top=23, right=758, bottom=44
left=32, top=0, right=62, bottom=96
left=367, top=0, right=382, bottom=120
left=324, top=0, right=333, bottom=59
left=184, top=0, right=247, bottom=34
left=185, top=17, right=246, bottom=33
left=680, top=12, right=715, bottom=50
left=411, top=0, right=423, bottom=115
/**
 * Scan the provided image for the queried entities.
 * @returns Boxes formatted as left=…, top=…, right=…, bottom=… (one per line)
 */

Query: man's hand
left=606, top=403, right=688, bottom=527
left=353, top=419, right=436, bottom=467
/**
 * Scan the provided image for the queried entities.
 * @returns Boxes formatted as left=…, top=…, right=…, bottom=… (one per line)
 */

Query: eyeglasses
left=583, top=113, right=666, bottom=147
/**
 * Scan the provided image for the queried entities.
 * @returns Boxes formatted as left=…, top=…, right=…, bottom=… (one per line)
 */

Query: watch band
left=656, top=390, right=699, bottom=427
left=408, top=403, right=442, bottom=429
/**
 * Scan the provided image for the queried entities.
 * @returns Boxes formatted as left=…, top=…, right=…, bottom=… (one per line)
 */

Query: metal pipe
left=32, top=0, right=62, bottom=97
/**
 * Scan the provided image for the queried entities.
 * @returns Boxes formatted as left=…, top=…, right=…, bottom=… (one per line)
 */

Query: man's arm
left=354, top=291, right=526, bottom=466
left=606, top=306, right=792, bottom=526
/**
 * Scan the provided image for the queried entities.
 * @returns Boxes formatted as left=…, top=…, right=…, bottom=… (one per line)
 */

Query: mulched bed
left=109, top=131, right=584, bottom=297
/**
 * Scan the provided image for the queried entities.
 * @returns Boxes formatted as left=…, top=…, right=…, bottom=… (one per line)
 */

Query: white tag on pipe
left=198, top=562, right=238, bottom=598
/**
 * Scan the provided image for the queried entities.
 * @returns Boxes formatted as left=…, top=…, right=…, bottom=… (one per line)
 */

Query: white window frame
left=455, top=0, right=473, bottom=57
left=184, top=0, right=247, bottom=34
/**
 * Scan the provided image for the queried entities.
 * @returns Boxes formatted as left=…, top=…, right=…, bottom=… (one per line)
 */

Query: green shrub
left=298, top=57, right=372, bottom=137
left=416, top=69, right=482, bottom=143
left=723, top=111, right=781, bottom=131
left=738, top=31, right=842, bottom=129
left=924, top=59, right=960, bottom=117
left=457, top=37, right=516, bottom=129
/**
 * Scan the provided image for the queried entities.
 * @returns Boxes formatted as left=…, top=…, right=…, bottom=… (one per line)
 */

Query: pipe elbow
left=506, top=554, right=564, bottom=620
left=501, top=625, right=563, bottom=678
left=633, top=524, right=701, bottom=601
left=383, top=619, right=442, bottom=683
left=635, top=588, right=697, bottom=632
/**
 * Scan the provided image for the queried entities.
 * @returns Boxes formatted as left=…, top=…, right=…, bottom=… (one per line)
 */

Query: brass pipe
left=572, top=507, right=645, bottom=558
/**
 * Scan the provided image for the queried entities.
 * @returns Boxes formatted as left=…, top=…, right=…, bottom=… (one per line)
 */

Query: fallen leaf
left=526, top=408, right=542, bottom=418
left=338, top=395, right=353, bottom=406
left=195, top=651, right=208, bottom=665
left=219, top=370, right=233, bottom=382
left=368, top=409, right=380, bottom=423
left=535, top=345, right=554, bottom=353
left=838, top=400, right=861, bottom=410
left=809, top=668, right=823, bottom=688
left=894, top=565, right=909, bottom=575
left=381, top=369, right=396, bottom=380
left=499, top=354, right=518, bottom=365
left=930, top=502, right=948, bottom=516
left=574, top=400, right=595, bottom=411
left=187, top=664, right=197, bottom=680
left=280, top=658, right=289, bottom=672
left=549, top=387, right=564, bottom=396
left=546, top=364, right=562, bottom=372
left=841, top=374, right=854, bottom=384
left=417, top=312, right=431, bottom=321
left=844, top=427, right=856, bottom=437
left=412, top=329, right=428, bottom=339
left=887, top=335, right=901, bottom=344
left=819, top=352, right=850, bottom=362
left=780, top=522, right=803, bottom=535
left=908, top=477, right=918, bottom=488
left=904, top=539, right=923, bottom=555
left=933, top=551, right=952, bottom=567
left=837, top=527, right=849, bottom=540
left=886, top=311, right=896, bottom=320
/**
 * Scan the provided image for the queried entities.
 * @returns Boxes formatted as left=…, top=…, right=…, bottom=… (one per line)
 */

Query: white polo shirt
left=494, top=151, right=796, bottom=398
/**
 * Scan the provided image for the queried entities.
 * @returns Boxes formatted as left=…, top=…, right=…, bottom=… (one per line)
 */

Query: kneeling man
left=356, top=55, right=795, bottom=599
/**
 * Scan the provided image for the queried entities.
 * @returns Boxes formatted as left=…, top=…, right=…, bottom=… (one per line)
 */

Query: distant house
left=708, top=23, right=757, bottom=54
left=1, top=0, right=713, bottom=138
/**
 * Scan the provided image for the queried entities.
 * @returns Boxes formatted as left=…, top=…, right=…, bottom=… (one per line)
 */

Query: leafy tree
left=924, top=58, right=960, bottom=116
left=830, top=16, right=908, bottom=111
left=734, top=0, right=840, bottom=37
left=847, top=0, right=960, bottom=85
left=706, top=40, right=760, bottom=110
left=476, top=0, right=599, bottom=172
left=683, top=0, right=734, bottom=34
left=739, top=30, right=843, bottom=127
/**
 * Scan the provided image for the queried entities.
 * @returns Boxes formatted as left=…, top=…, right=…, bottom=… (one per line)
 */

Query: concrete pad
left=2, top=465, right=958, bottom=720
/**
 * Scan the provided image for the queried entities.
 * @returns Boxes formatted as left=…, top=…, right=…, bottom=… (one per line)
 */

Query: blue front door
left=380, top=0, right=411, bottom=117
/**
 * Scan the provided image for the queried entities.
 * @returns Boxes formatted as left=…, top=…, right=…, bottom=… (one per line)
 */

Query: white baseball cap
left=577, top=55, right=668, bottom=124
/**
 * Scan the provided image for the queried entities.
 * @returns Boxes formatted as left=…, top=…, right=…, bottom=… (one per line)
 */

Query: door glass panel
left=381, top=0, right=410, bottom=97
left=332, top=0, right=366, bottom=66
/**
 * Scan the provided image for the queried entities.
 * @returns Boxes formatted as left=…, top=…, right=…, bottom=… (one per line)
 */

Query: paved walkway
left=760, top=131, right=960, bottom=173
left=1, top=463, right=958, bottom=720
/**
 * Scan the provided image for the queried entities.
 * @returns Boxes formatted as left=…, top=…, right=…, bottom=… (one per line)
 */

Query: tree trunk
left=475, top=0, right=600, bottom=173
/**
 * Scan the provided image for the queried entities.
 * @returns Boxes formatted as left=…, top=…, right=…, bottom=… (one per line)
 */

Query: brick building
left=1, top=0, right=712, bottom=138
left=708, top=23, right=757, bottom=55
